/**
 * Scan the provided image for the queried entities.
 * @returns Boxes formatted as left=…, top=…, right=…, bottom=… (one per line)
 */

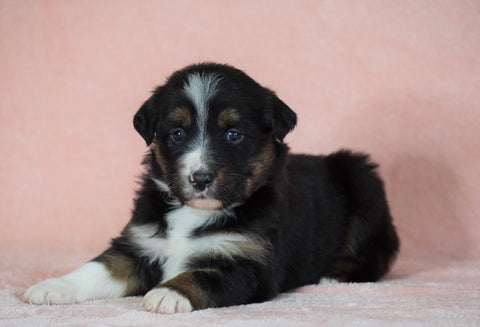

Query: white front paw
left=24, top=278, right=78, bottom=305
left=142, top=287, right=193, bottom=314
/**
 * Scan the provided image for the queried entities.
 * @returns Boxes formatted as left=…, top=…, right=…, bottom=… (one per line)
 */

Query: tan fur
left=160, top=233, right=272, bottom=309
left=153, top=142, right=169, bottom=178
left=160, top=269, right=218, bottom=310
left=329, top=259, right=359, bottom=282
left=186, top=198, right=223, bottom=210
left=246, top=137, right=275, bottom=195
left=169, top=107, right=192, bottom=127
left=101, top=253, right=144, bottom=296
left=344, top=215, right=361, bottom=256
left=216, top=166, right=236, bottom=189
left=217, top=108, right=240, bottom=129
left=199, top=232, right=272, bottom=264
left=328, top=215, right=361, bottom=281
left=229, top=234, right=272, bottom=264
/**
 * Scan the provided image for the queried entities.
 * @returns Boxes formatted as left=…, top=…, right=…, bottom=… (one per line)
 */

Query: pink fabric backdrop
left=1, top=0, right=480, bottom=262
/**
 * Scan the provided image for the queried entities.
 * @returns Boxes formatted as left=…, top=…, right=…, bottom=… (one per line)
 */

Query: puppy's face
left=134, top=64, right=296, bottom=210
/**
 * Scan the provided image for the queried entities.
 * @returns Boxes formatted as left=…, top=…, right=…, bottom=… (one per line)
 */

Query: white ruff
left=129, top=206, right=263, bottom=283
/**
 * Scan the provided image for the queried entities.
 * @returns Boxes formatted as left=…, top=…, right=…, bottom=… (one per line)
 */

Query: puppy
left=24, top=63, right=399, bottom=314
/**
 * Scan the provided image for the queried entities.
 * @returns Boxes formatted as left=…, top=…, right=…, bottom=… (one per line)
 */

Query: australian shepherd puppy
left=24, top=63, right=399, bottom=314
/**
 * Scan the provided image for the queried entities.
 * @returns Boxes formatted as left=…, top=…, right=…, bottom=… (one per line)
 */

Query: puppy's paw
left=142, top=287, right=193, bottom=314
left=318, top=277, right=340, bottom=285
left=24, top=278, right=78, bottom=305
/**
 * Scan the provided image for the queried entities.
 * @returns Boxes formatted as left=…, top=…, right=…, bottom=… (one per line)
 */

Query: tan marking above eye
left=218, top=108, right=240, bottom=129
left=169, top=107, right=192, bottom=127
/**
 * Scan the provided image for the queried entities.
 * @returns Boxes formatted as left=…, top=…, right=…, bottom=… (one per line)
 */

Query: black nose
left=190, top=171, right=214, bottom=191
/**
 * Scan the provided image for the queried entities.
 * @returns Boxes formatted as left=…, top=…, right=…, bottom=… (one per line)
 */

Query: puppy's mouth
left=185, top=193, right=223, bottom=210
left=184, top=190, right=223, bottom=210
left=186, top=198, right=223, bottom=210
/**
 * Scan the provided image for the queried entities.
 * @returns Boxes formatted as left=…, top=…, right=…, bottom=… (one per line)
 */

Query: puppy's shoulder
left=285, top=153, right=328, bottom=178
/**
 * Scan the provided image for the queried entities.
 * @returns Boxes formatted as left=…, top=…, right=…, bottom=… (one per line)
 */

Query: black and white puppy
left=24, top=63, right=399, bottom=314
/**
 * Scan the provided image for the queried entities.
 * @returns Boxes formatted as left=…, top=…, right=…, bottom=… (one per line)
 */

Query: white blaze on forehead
left=180, top=72, right=221, bottom=177
left=183, top=72, right=221, bottom=129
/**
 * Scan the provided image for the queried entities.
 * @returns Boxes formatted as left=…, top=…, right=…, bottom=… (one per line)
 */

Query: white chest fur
left=129, top=206, right=262, bottom=283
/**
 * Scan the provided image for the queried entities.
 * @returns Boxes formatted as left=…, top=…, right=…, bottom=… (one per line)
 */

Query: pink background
left=1, top=0, right=479, bottom=261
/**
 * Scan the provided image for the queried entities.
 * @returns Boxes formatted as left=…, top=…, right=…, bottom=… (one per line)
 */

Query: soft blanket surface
left=2, top=1, right=480, bottom=326
left=1, top=248, right=479, bottom=326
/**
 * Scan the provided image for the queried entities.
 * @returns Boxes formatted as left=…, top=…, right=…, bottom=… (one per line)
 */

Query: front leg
left=23, top=261, right=126, bottom=304
left=142, top=265, right=267, bottom=314
left=23, top=246, right=153, bottom=305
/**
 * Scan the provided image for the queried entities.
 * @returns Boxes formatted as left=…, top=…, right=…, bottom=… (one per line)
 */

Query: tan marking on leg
left=101, top=253, right=145, bottom=296
left=327, top=215, right=361, bottom=282
left=160, top=269, right=220, bottom=310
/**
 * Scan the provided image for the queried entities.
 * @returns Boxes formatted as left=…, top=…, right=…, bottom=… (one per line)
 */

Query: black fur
left=94, top=63, right=399, bottom=310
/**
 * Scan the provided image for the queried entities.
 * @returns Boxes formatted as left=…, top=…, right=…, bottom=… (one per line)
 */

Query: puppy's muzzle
left=186, top=171, right=222, bottom=210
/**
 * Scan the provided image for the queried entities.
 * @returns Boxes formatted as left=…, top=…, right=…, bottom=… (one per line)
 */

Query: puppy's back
left=281, top=151, right=399, bottom=286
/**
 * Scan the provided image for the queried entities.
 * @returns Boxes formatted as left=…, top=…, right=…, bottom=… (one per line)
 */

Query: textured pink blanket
left=2, top=1, right=480, bottom=326
left=1, top=248, right=479, bottom=326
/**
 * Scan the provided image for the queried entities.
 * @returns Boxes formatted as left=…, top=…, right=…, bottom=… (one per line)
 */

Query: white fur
left=179, top=146, right=206, bottom=183
left=151, top=176, right=171, bottom=193
left=318, top=277, right=340, bottom=285
left=180, top=73, right=221, bottom=184
left=24, top=262, right=125, bottom=304
left=142, top=287, right=193, bottom=314
left=183, top=72, right=220, bottom=130
left=129, top=205, right=263, bottom=283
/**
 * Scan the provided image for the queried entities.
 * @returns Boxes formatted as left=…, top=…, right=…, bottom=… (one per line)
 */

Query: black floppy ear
left=133, top=99, right=156, bottom=145
left=133, top=88, right=163, bottom=146
left=265, top=91, right=297, bottom=142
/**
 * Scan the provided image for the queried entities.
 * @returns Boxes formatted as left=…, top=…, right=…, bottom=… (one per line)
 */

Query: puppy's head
left=134, top=63, right=296, bottom=210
